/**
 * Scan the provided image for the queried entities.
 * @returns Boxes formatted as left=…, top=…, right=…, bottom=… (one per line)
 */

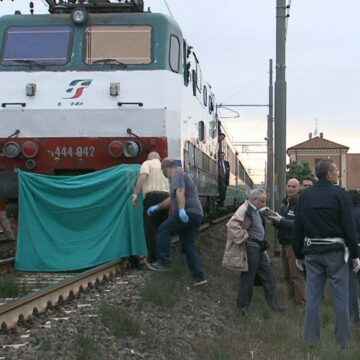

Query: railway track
left=0, top=213, right=232, bottom=331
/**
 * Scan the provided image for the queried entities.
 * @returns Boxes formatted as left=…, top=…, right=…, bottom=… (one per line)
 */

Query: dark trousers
left=143, top=192, right=169, bottom=263
left=237, top=243, right=280, bottom=311
left=305, top=251, right=350, bottom=347
left=349, top=262, right=360, bottom=323
left=218, top=178, right=227, bottom=207
left=157, top=213, right=206, bottom=281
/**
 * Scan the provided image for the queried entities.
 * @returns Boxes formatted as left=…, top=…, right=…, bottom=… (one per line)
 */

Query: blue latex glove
left=179, top=208, right=189, bottom=223
left=147, top=205, right=160, bottom=216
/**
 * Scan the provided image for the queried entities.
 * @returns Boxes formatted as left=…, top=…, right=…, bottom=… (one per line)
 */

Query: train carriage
left=0, top=0, right=252, bottom=233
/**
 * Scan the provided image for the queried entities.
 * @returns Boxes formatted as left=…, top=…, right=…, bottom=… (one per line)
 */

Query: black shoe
left=147, top=261, right=168, bottom=271
left=238, top=308, right=250, bottom=318
left=273, top=305, right=287, bottom=313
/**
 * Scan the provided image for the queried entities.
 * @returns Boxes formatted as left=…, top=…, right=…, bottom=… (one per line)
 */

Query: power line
left=163, top=0, right=174, bottom=18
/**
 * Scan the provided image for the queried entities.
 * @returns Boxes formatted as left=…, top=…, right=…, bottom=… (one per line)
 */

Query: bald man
left=270, top=178, right=306, bottom=305
left=132, top=151, right=170, bottom=263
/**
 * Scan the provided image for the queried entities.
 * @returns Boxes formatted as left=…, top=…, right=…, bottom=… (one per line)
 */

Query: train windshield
left=1, top=25, right=73, bottom=66
left=85, top=25, right=152, bottom=65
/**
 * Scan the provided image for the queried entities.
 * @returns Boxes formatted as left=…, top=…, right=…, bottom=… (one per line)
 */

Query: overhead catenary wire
left=163, top=0, right=174, bottom=18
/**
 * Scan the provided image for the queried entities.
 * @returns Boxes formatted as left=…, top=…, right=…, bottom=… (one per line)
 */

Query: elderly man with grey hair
left=223, top=188, right=285, bottom=313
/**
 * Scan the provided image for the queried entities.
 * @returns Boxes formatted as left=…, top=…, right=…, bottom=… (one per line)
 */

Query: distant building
left=287, top=132, right=360, bottom=189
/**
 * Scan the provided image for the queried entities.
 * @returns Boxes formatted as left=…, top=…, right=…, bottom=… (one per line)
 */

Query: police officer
left=293, top=159, right=360, bottom=347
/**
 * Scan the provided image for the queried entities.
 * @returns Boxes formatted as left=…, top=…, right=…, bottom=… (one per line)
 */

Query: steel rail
left=0, top=259, right=126, bottom=331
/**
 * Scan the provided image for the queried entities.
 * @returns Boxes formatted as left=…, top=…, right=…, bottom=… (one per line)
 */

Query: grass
left=99, top=304, right=140, bottom=338
left=0, top=274, right=22, bottom=298
left=138, top=223, right=360, bottom=360
left=39, top=338, right=52, bottom=353
left=140, top=257, right=191, bottom=308
left=75, top=333, right=99, bottom=360
left=0, top=275, right=44, bottom=298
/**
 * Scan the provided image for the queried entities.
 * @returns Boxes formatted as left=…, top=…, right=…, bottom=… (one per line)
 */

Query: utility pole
left=267, top=59, right=274, bottom=209
left=274, top=0, right=287, bottom=211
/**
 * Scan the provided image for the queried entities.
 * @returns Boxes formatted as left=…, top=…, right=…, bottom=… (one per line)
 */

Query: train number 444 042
left=51, top=146, right=96, bottom=158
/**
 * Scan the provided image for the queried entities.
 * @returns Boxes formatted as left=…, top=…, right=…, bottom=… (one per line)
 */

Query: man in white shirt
left=132, top=152, right=169, bottom=263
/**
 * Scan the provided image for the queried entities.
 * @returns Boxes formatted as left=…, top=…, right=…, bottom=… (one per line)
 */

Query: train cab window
left=85, top=25, right=152, bottom=65
left=198, top=121, right=205, bottom=142
left=1, top=25, right=73, bottom=65
left=169, top=35, right=180, bottom=73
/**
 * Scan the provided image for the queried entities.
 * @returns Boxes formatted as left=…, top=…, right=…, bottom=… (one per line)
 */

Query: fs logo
left=62, top=79, right=92, bottom=99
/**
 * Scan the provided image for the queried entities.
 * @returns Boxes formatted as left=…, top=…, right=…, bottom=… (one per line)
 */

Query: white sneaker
left=193, top=279, right=208, bottom=287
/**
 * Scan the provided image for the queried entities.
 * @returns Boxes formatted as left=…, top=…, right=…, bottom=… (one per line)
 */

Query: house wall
left=288, top=151, right=346, bottom=186
left=346, top=154, right=360, bottom=190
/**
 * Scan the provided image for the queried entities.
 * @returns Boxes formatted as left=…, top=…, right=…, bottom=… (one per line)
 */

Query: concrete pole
left=274, top=0, right=287, bottom=210
left=267, top=59, right=274, bottom=209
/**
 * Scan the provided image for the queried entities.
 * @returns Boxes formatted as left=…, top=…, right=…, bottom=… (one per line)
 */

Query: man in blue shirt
left=146, top=159, right=207, bottom=286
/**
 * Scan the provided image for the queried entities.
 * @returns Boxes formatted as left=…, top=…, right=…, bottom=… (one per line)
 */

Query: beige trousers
left=281, top=245, right=306, bottom=304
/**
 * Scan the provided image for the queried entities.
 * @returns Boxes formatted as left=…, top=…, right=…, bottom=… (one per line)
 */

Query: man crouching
left=223, top=188, right=284, bottom=313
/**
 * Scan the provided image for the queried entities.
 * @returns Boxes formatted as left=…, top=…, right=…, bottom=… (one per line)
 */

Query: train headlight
left=71, top=8, right=88, bottom=26
left=22, top=141, right=39, bottom=158
left=3, top=142, right=21, bottom=158
left=108, top=140, right=123, bottom=158
left=123, top=141, right=142, bottom=158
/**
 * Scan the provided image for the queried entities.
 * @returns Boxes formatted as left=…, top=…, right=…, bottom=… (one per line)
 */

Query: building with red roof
left=287, top=132, right=360, bottom=189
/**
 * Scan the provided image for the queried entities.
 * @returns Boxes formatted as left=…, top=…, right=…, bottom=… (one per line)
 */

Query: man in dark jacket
left=293, top=159, right=360, bottom=347
left=218, top=151, right=230, bottom=207
left=270, top=178, right=305, bottom=305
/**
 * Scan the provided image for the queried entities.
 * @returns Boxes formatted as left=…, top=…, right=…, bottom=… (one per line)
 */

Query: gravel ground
left=0, top=223, right=237, bottom=360
left=3, top=222, right=359, bottom=360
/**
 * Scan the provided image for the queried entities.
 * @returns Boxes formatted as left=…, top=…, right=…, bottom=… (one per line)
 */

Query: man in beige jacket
left=223, top=188, right=284, bottom=313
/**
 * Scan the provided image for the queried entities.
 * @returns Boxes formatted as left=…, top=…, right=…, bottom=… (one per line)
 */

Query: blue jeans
left=156, top=213, right=205, bottom=281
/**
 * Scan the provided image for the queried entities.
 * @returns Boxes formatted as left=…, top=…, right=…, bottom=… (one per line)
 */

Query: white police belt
left=305, top=237, right=349, bottom=263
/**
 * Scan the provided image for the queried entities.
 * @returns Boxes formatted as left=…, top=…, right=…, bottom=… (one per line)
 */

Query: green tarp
left=15, top=165, right=146, bottom=272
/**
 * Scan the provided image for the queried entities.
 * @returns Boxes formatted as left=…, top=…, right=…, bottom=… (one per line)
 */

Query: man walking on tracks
left=132, top=152, right=169, bottom=263
left=146, top=159, right=207, bottom=286
left=223, top=188, right=285, bottom=313
left=293, top=159, right=360, bottom=347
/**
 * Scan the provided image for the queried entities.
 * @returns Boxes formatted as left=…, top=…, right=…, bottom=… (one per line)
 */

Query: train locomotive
left=0, top=0, right=253, bottom=237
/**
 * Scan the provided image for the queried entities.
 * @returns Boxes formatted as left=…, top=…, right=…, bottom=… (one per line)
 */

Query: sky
left=1, top=0, right=360, bottom=183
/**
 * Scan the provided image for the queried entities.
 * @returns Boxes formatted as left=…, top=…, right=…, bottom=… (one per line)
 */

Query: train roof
left=0, top=11, right=181, bottom=33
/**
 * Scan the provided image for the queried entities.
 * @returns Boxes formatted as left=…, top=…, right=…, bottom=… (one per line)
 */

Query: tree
left=286, top=161, right=314, bottom=181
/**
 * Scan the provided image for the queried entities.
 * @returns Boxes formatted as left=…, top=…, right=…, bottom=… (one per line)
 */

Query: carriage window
left=85, top=25, right=152, bottom=64
left=203, top=86, right=208, bottom=106
left=198, top=121, right=205, bottom=142
left=1, top=25, right=73, bottom=65
left=169, top=35, right=180, bottom=72
left=196, top=62, right=202, bottom=92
